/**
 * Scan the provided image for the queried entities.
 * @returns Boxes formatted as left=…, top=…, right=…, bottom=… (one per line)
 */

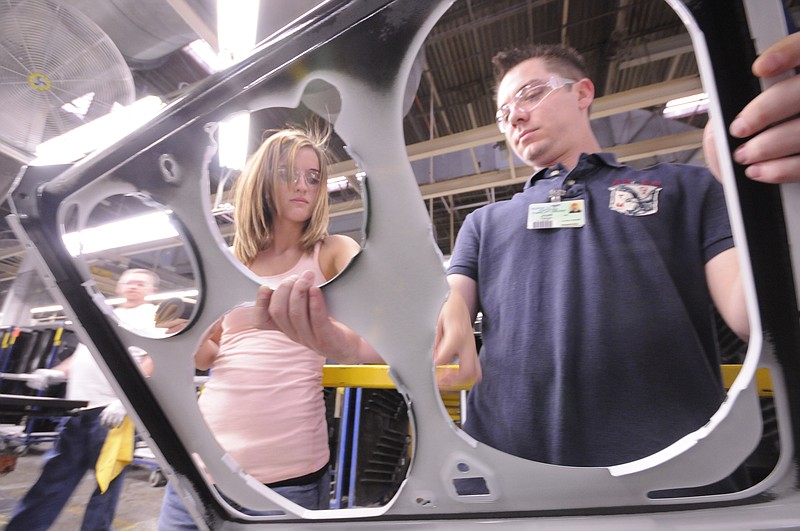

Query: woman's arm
left=195, top=318, right=223, bottom=371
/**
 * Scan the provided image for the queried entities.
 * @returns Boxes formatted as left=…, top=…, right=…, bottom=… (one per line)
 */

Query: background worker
left=7, top=268, right=159, bottom=531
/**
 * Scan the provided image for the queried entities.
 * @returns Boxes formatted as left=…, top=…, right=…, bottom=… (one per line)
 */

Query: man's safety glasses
left=495, top=76, right=576, bottom=133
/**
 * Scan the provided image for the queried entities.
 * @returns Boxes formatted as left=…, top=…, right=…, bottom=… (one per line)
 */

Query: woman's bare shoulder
left=319, top=234, right=361, bottom=279
left=322, top=233, right=360, bottom=252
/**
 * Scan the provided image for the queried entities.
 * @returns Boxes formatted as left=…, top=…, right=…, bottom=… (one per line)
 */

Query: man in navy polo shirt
left=435, top=43, right=749, bottom=475
left=259, top=37, right=800, bottom=488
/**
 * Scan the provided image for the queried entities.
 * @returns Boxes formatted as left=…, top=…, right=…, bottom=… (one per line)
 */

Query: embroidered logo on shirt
left=608, top=180, right=661, bottom=216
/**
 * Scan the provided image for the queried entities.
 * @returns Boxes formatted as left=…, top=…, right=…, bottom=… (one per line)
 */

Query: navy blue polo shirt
left=448, top=152, right=733, bottom=467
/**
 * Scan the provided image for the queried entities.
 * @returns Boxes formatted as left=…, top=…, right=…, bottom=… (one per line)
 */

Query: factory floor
left=0, top=442, right=167, bottom=530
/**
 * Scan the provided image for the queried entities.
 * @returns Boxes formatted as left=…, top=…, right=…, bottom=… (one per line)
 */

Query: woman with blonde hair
left=158, top=127, right=380, bottom=528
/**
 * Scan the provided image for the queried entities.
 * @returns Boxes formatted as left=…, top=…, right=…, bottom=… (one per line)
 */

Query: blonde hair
left=232, top=127, right=331, bottom=266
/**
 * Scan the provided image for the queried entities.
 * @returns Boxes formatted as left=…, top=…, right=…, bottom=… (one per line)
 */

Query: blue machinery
left=0, top=326, right=76, bottom=452
left=5, top=0, right=800, bottom=528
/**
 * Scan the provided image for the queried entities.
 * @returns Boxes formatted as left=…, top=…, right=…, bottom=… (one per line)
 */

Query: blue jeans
left=157, top=469, right=331, bottom=530
left=7, top=408, right=127, bottom=531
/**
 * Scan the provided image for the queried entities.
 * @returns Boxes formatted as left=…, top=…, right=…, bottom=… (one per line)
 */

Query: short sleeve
left=447, top=211, right=480, bottom=280
left=701, top=175, right=734, bottom=263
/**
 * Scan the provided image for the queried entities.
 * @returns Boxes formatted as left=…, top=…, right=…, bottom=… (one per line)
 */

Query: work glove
left=99, top=399, right=127, bottom=428
left=26, top=368, right=67, bottom=391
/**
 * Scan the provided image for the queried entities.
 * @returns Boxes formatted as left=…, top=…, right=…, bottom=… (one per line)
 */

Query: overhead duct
left=61, top=0, right=211, bottom=67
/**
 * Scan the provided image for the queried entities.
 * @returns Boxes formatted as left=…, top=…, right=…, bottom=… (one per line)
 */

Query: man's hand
left=26, top=368, right=67, bottom=391
left=165, top=319, right=189, bottom=335
left=728, top=32, right=800, bottom=183
left=434, top=290, right=481, bottom=390
left=99, top=400, right=126, bottom=428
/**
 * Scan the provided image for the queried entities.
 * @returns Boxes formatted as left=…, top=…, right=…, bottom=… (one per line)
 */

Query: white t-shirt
left=66, top=303, right=160, bottom=407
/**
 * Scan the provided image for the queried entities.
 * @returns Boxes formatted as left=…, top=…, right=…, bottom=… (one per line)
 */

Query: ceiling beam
left=426, top=0, right=560, bottom=45
left=618, top=34, right=694, bottom=70
left=329, top=128, right=704, bottom=216
left=329, top=76, right=703, bottom=178
left=603, top=0, right=632, bottom=95
left=165, top=0, right=218, bottom=51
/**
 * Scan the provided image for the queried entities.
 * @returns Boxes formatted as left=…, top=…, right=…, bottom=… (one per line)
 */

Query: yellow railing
left=324, top=364, right=774, bottom=396
left=720, top=365, right=773, bottom=397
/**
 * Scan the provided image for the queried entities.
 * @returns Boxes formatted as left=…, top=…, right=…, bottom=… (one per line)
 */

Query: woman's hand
left=255, top=270, right=382, bottom=363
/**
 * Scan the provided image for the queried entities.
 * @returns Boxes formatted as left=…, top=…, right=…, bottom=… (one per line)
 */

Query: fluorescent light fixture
left=30, top=289, right=200, bottom=315
left=215, top=0, right=259, bottom=170
left=147, top=289, right=199, bottom=302
left=104, top=289, right=200, bottom=306
left=32, top=95, right=165, bottom=166
left=218, top=112, right=250, bottom=170
left=217, top=0, right=259, bottom=67
left=212, top=202, right=235, bottom=215
left=326, top=171, right=367, bottom=193
left=29, top=304, right=64, bottom=314
left=184, top=39, right=224, bottom=73
left=62, top=211, right=178, bottom=256
left=663, top=92, right=709, bottom=119
left=327, top=175, right=350, bottom=193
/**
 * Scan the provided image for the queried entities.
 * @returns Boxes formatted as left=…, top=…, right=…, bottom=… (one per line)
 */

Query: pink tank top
left=198, top=241, right=329, bottom=484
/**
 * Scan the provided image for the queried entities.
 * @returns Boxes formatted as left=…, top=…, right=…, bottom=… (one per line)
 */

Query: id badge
left=527, top=199, right=585, bottom=229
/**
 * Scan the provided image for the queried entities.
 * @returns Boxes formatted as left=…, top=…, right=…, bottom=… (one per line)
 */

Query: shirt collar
left=524, top=152, right=622, bottom=190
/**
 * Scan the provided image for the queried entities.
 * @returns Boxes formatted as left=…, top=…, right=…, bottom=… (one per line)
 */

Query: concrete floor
left=0, top=443, right=167, bottom=530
